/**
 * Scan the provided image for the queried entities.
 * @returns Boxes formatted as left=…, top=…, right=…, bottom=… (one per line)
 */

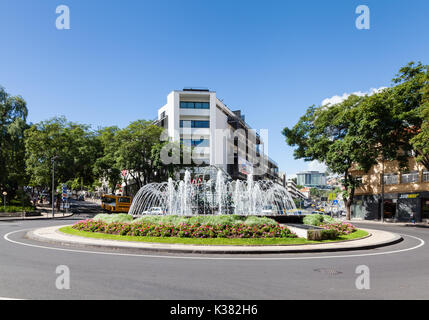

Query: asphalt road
left=0, top=202, right=428, bottom=300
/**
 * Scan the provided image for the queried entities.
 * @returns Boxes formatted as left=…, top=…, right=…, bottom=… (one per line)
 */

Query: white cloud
left=321, top=87, right=387, bottom=106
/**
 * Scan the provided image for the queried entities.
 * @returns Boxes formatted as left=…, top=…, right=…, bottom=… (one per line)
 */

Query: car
left=261, top=205, right=281, bottom=215
left=145, top=207, right=166, bottom=215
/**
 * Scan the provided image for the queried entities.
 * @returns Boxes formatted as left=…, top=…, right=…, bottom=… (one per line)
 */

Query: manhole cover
left=313, top=268, right=343, bottom=275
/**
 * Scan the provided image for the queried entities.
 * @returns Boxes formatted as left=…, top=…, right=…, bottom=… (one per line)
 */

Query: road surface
left=0, top=202, right=427, bottom=299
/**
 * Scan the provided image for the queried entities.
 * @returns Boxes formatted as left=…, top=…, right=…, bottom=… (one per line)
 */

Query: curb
left=25, top=225, right=403, bottom=254
left=0, top=213, right=74, bottom=222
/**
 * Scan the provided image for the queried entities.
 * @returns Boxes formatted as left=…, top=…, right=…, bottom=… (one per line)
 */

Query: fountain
left=128, top=166, right=296, bottom=216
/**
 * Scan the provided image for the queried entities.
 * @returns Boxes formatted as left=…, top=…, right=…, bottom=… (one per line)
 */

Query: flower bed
left=302, top=214, right=357, bottom=236
left=320, top=222, right=357, bottom=235
left=72, top=218, right=298, bottom=239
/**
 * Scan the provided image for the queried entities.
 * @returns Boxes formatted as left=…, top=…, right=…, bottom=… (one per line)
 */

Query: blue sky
left=1, top=0, right=428, bottom=176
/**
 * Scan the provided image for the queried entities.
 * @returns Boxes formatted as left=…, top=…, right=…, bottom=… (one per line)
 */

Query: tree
left=24, top=117, right=100, bottom=198
left=401, top=63, right=429, bottom=169
left=114, top=120, right=165, bottom=190
left=93, top=126, right=122, bottom=193
left=0, top=86, right=29, bottom=198
left=283, top=95, right=374, bottom=220
left=284, top=62, right=428, bottom=220
left=410, top=103, right=429, bottom=170
left=355, top=62, right=428, bottom=220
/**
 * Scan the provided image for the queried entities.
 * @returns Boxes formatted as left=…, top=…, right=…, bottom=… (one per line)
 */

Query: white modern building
left=296, top=171, right=327, bottom=188
left=155, top=88, right=281, bottom=182
left=287, top=179, right=306, bottom=199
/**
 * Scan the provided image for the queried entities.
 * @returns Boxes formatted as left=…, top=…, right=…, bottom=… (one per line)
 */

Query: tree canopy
left=0, top=87, right=29, bottom=198
left=283, top=62, right=429, bottom=220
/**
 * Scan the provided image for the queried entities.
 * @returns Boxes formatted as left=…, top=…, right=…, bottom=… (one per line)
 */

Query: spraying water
left=128, top=166, right=296, bottom=216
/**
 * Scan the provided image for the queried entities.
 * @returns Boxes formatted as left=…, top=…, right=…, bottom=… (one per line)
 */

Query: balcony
left=383, top=174, right=399, bottom=185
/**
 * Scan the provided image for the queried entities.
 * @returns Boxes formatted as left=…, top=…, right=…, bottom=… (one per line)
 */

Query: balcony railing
left=383, top=174, right=398, bottom=185
left=401, top=172, right=419, bottom=184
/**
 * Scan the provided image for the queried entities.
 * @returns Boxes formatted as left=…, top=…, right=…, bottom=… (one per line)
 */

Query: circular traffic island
left=55, top=214, right=376, bottom=249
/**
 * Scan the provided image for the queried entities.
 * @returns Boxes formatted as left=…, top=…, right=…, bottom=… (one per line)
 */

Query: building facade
left=287, top=179, right=306, bottom=199
left=296, top=171, right=327, bottom=188
left=155, top=88, right=281, bottom=182
left=351, top=157, right=429, bottom=222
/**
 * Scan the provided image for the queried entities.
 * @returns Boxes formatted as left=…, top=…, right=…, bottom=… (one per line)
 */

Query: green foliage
left=92, top=126, right=122, bottom=193
left=0, top=86, right=29, bottom=198
left=93, top=214, right=134, bottom=224
left=0, top=205, right=35, bottom=213
left=24, top=117, right=101, bottom=191
left=132, top=215, right=278, bottom=227
left=73, top=216, right=296, bottom=239
left=283, top=61, right=429, bottom=219
left=114, top=120, right=165, bottom=189
left=303, top=214, right=336, bottom=226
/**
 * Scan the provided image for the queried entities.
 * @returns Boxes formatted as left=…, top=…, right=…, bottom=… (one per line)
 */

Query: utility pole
left=381, top=158, right=385, bottom=223
left=51, top=156, right=58, bottom=218
left=2, top=191, right=7, bottom=211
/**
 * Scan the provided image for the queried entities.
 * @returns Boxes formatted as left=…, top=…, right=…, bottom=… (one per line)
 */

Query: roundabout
left=24, top=224, right=400, bottom=254
left=0, top=211, right=428, bottom=299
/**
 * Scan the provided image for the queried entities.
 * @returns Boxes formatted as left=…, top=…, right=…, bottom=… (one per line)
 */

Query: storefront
left=352, top=192, right=429, bottom=222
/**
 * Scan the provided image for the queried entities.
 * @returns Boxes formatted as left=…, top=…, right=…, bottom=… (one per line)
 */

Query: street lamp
left=2, top=191, right=7, bottom=211
left=51, top=156, right=59, bottom=218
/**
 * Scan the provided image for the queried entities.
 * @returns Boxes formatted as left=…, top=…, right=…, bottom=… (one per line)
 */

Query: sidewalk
left=0, top=207, right=73, bottom=221
left=27, top=225, right=402, bottom=254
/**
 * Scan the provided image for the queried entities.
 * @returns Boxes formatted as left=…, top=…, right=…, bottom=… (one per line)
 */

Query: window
left=401, top=172, right=419, bottom=184
left=180, top=138, right=210, bottom=147
left=180, top=120, right=210, bottom=128
left=423, top=171, right=429, bottom=182
left=193, top=139, right=210, bottom=147
left=180, top=120, right=191, bottom=128
left=118, top=197, right=130, bottom=203
left=180, top=101, right=210, bottom=109
left=383, top=174, right=398, bottom=185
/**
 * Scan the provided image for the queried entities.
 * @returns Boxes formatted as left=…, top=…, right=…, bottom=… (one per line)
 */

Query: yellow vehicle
left=101, top=195, right=132, bottom=213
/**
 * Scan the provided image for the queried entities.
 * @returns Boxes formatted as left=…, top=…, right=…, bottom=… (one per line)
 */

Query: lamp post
left=51, top=156, right=59, bottom=218
left=2, top=191, right=7, bottom=211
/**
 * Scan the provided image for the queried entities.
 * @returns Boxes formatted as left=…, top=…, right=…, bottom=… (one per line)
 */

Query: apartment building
left=296, top=171, right=327, bottom=188
left=287, top=179, right=306, bottom=199
left=350, top=157, right=429, bottom=222
left=155, top=88, right=280, bottom=182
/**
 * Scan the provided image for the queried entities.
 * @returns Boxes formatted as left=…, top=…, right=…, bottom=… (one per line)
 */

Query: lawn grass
left=59, top=226, right=369, bottom=246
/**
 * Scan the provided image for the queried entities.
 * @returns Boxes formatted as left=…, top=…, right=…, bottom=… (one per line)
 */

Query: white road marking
left=2, top=228, right=425, bottom=261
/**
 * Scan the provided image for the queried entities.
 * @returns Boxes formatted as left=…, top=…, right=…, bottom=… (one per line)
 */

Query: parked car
left=143, top=207, right=166, bottom=215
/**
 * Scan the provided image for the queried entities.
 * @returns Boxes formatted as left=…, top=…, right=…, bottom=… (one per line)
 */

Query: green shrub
left=303, top=214, right=337, bottom=226
left=94, top=214, right=133, bottom=224
left=73, top=217, right=297, bottom=239
left=132, top=215, right=277, bottom=227
left=0, top=205, right=35, bottom=213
